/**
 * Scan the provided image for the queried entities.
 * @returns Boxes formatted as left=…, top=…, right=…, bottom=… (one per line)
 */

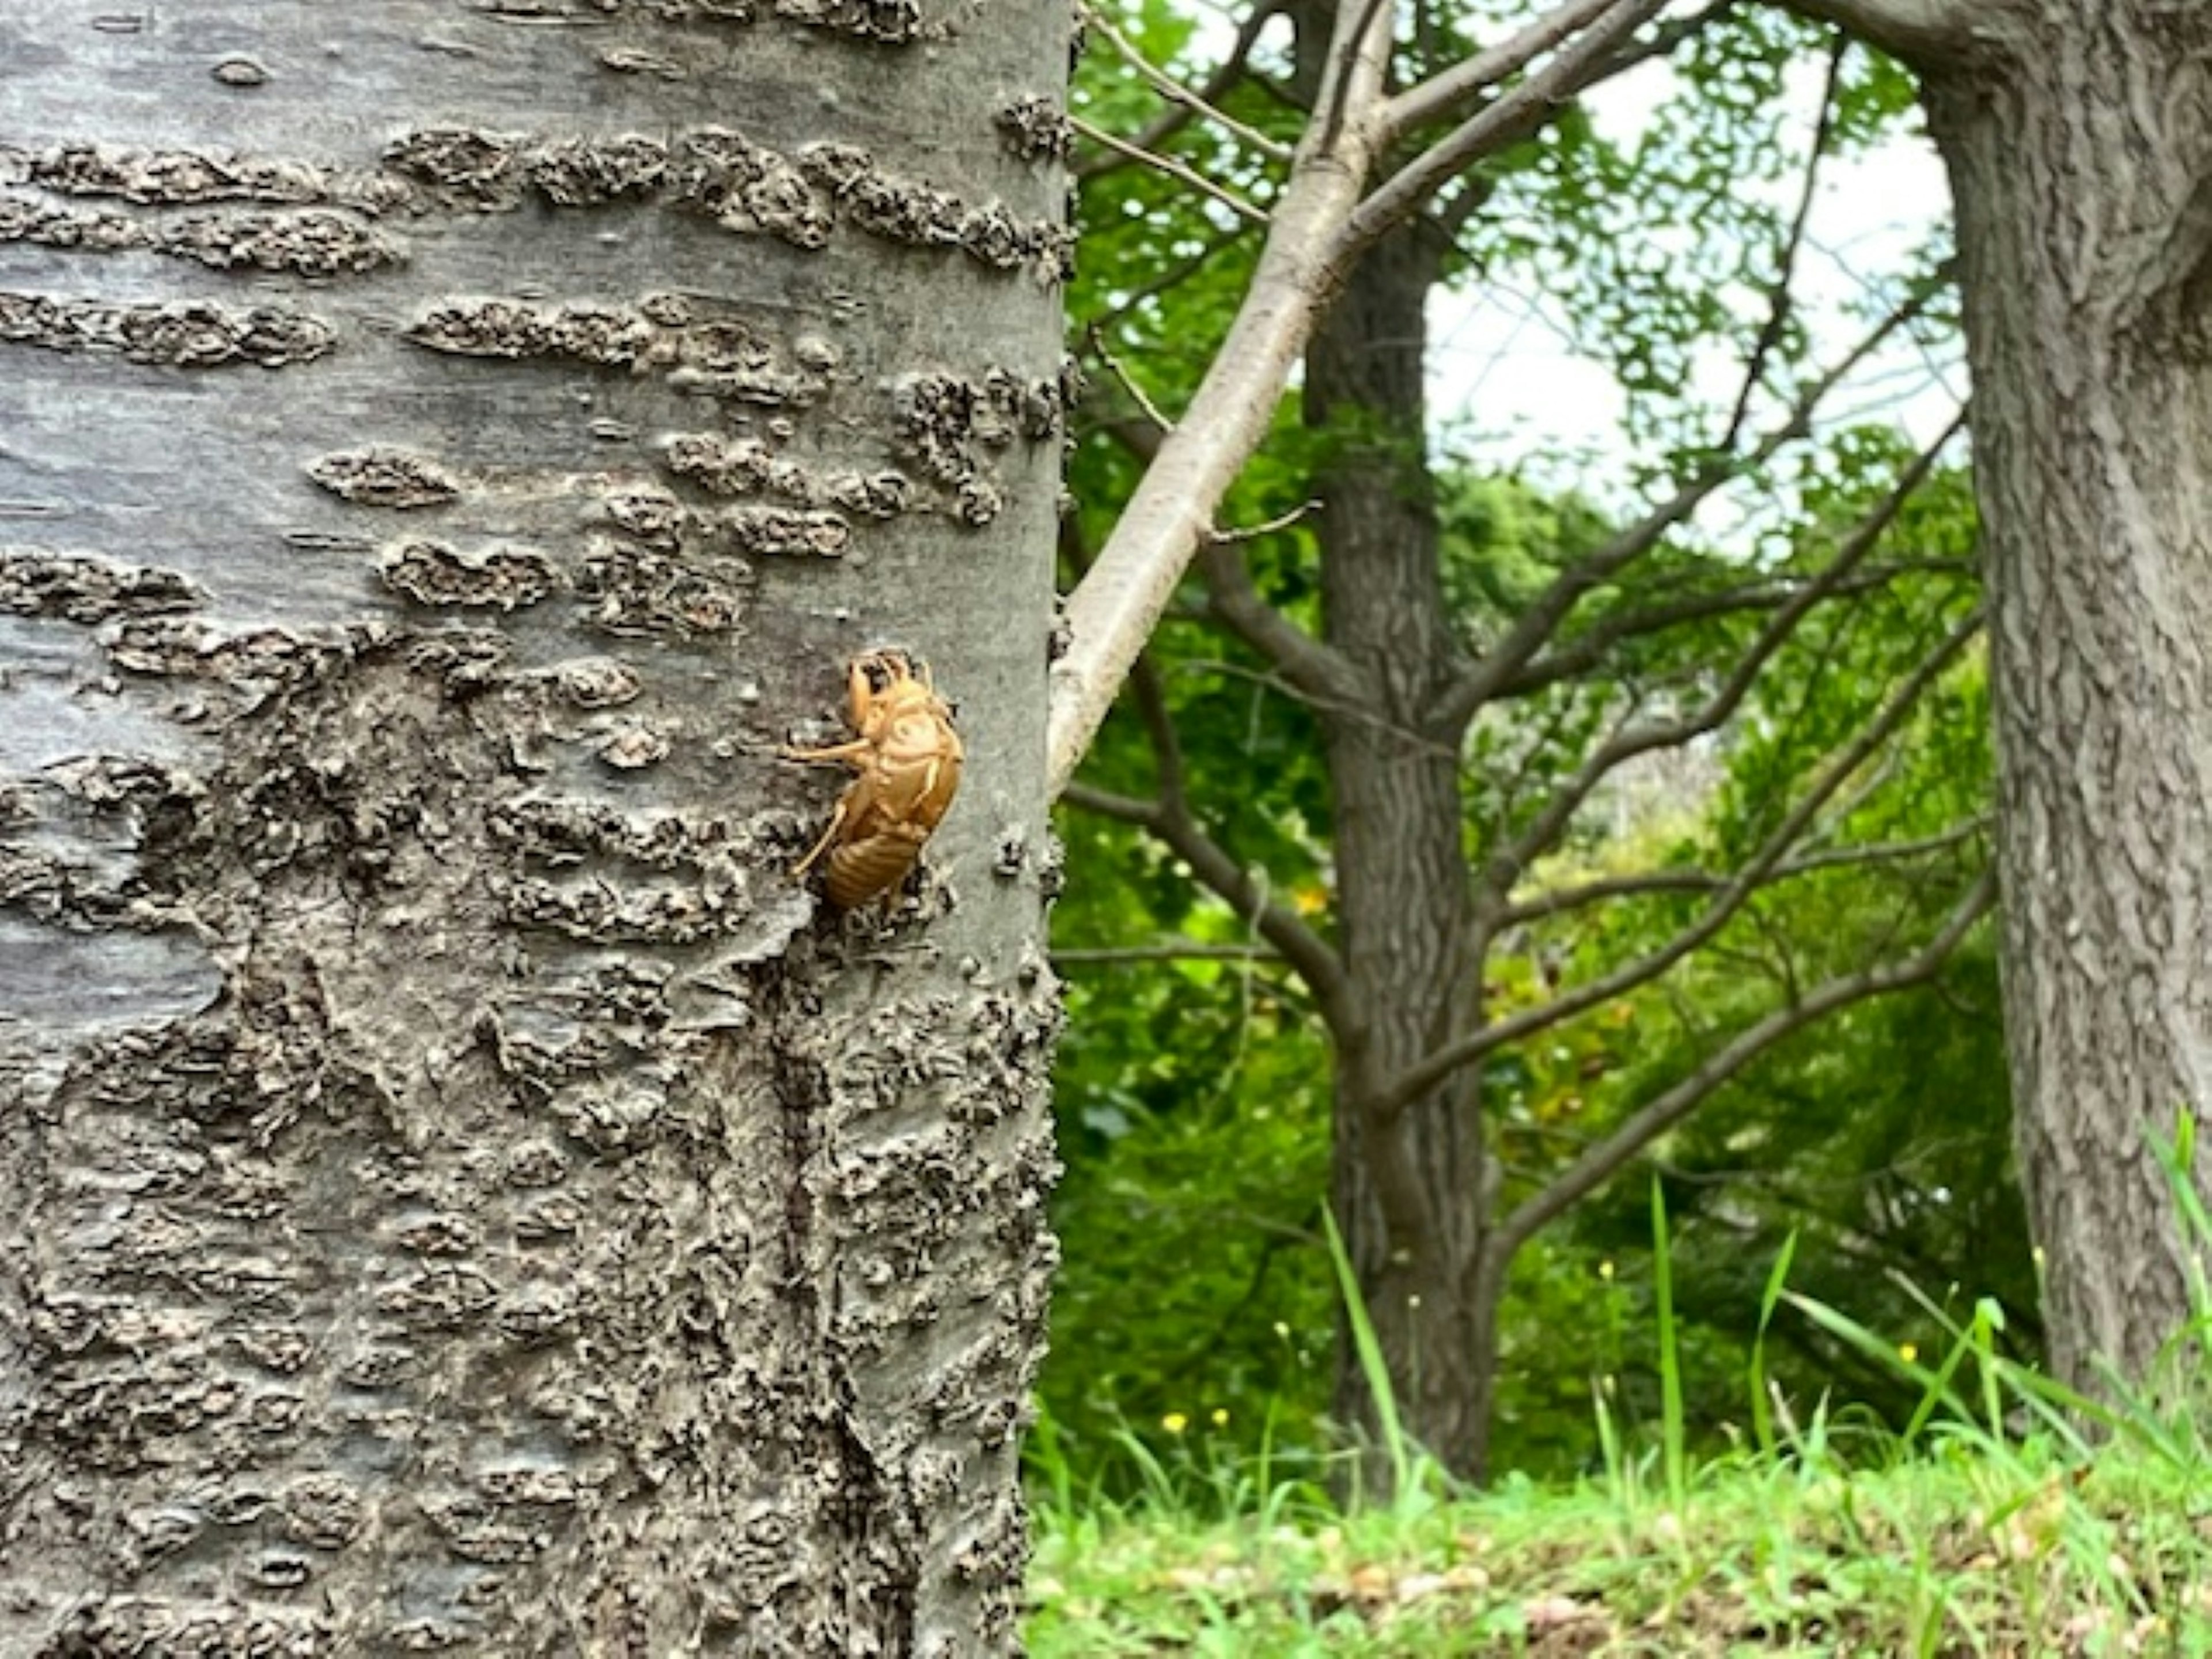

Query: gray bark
left=0, top=4, right=1065, bottom=1654
left=1915, top=3, right=2212, bottom=1392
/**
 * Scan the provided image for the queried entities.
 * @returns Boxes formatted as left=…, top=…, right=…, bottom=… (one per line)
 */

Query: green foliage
left=1048, top=0, right=2015, bottom=1498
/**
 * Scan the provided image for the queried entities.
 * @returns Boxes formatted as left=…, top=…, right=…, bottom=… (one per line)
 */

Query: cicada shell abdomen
left=823, top=825, right=931, bottom=908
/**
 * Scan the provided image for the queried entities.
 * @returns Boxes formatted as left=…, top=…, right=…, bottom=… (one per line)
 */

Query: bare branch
left=1490, top=869, right=1996, bottom=1260
left=1074, top=1, right=1294, bottom=174
left=1071, top=116, right=1272, bottom=226
left=1383, top=0, right=1627, bottom=139
left=1048, top=148, right=1381, bottom=800
left=1439, top=307, right=1953, bottom=733
left=1346, top=0, right=1670, bottom=253
left=1494, top=554, right=1975, bottom=701
left=1211, top=498, right=1323, bottom=544
left=1721, top=37, right=1846, bottom=452
left=1497, top=819, right=1988, bottom=926
left=1091, top=415, right=1367, bottom=704
left=1376, top=604, right=1985, bottom=1117
left=1085, top=329, right=1177, bottom=435
left=1054, top=940, right=1283, bottom=966
left=1060, top=782, right=1354, bottom=1029
left=1491, top=430, right=1965, bottom=882
left=1195, top=540, right=1372, bottom=705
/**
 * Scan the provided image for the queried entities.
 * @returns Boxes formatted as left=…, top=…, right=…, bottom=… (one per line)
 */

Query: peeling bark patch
left=710, top=505, right=852, bottom=557
left=772, top=0, right=922, bottom=42
left=893, top=370, right=1065, bottom=526
left=0, top=546, right=201, bottom=623
left=0, top=291, right=334, bottom=368
left=0, top=194, right=401, bottom=276
left=403, top=295, right=828, bottom=406
left=467, top=0, right=926, bottom=42
left=377, top=125, right=1059, bottom=275
left=490, top=796, right=777, bottom=945
left=671, top=127, right=837, bottom=249
left=378, top=540, right=558, bottom=611
left=797, top=143, right=1072, bottom=278
left=995, top=96, right=1074, bottom=164
left=594, top=483, right=853, bottom=560
left=576, top=540, right=750, bottom=637
left=2, top=141, right=328, bottom=205
left=661, top=433, right=909, bottom=517
left=407, top=296, right=656, bottom=364
left=47, top=1597, right=333, bottom=1656
left=305, top=448, right=464, bottom=509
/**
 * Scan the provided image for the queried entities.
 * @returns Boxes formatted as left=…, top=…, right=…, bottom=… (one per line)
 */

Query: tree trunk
left=0, top=4, right=1066, bottom=1653
left=1305, top=225, right=1493, bottom=1479
left=1921, top=6, right=2212, bottom=1391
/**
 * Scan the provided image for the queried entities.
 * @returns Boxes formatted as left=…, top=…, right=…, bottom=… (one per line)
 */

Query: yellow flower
left=1211, top=1408, right=1229, bottom=1429
left=1898, top=1342, right=1919, bottom=1365
left=1162, top=1412, right=1189, bottom=1435
left=1599, top=1260, right=1615, bottom=1282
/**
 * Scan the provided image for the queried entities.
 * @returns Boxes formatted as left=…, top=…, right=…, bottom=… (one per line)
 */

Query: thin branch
left=1075, top=1, right=1294, bottom=173
left=1439, top=310, right=1953, bottom=733
left=1070, top=115, right=1272, bottom=226
left=1060, top=781, right=1354, bottom=1031
left=1346, top=0, right=1671, bottom=254
left=1491, top=442, right=1964, bottom=892
left=1314, top=0, right=1399, bottom=151
left=1094, top=411, right=1369, bottom=709
left=1721, top=37, right=1846, bottom=452
left=1382, top=0, right=1627, bottom=139
left=1490, top=869, right=1996, bottom=1260
left=1211, top=498, right=1323, bottom=544
left=1053, top=940, right=1285, bottom=966
left=1378, top=605, right=1985, bottom=1116
left=1497, top=819, right=1988, bottom=926
left=1081, top=225, right=1248, bottom=337
left=1494, top=554, right=1975, bottom=702
left=1086, top=328, right=1177, bottom=434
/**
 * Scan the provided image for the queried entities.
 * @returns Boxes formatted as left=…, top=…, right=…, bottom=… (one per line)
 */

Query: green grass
left=1027, top=1431, right=2212, bottom=1655
left=1029, top=1160, right=2212, bottom=1655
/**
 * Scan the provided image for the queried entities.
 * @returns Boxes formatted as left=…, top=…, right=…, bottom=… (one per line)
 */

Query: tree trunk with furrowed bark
left=0, top=3, right=1066, bottom=1653
left=1806, top=0, right=2212, bottom=1394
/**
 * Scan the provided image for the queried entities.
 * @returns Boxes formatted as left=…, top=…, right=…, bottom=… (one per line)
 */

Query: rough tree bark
left=0, top=3, right=1066, bottom=1653
left=1301, top=226, right=1497, bottom=1475
left=1804, top=0, right=2212, bottom=1394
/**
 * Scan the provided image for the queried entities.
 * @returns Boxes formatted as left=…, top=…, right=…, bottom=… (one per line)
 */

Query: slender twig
left=1721, top=38, right=1847, bottom=452
left=1439, top=311, right=1953, bottom=733
left=1494, top=554, right=1976, bottom=702
left=1076, top=1, right=1294, bottom=169
left=1378, top=606, right=1985, bottom=1117
left=1071, top=115, right=1272, bottom=226
left=1489, top=869, right=1995, bottom=1259
left=1211, top=498, right=1323, bottom=544
left=1061, top=781, right=1354, bottom=1030
left=1085, top=327, right=1177, bottom=434
left=1078, top=0, right=1291, bottom=183
left=1497, top=819, right=1988, bottom=926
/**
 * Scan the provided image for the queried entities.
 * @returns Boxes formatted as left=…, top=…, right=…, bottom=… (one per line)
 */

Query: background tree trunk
left=0, top=3, right=1065, bottom=1652
left=1923, top=5, right=2212, bottom=1392
left=1305, top=225, right=1496, bottom=1478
